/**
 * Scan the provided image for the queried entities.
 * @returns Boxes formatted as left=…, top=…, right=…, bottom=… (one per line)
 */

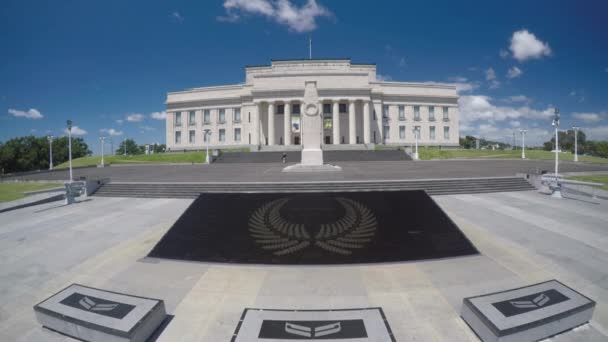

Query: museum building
left=165, top=59, right=459, bottom=151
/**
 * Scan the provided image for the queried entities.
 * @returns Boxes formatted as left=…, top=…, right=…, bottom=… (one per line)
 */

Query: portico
left=165, top=59, right=460, bottom=151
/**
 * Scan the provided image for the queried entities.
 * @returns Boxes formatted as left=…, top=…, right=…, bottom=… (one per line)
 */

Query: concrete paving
left=3, top=159, right=608, bottom=183
left=1, top=191, right=607, bottom=341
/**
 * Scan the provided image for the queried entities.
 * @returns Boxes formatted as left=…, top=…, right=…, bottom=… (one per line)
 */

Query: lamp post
left=551, top=108, right=562, bottom=198
left=47, top=135, right=54, bottom=170
left=204, top=129, right=212, bottom=164
left=412, top=127, right=420, bottom=160
left=66, top=120, right=73, bottom=182
left=124, top=138, right=127, bottom=156
left=572, top=126, right=579, bottom=162
left=99, top=136, right=106, bottom=167
left=519, top=129, right=527, bottom=159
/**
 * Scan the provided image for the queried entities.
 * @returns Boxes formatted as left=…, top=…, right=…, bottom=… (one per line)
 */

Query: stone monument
left=283, top=81, right=341, bottom=172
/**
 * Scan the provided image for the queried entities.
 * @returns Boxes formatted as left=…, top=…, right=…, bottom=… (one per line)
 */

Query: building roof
left=245, top=58, right=375, bottom=68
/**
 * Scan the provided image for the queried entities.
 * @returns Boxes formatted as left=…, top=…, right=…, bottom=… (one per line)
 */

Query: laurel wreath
left=248, top=197, right=377, bottom=256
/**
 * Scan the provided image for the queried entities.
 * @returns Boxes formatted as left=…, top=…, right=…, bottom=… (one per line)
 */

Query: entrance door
left=294, top=136, right=300, bottom=145
left=325, top=136, right=331, bottom=144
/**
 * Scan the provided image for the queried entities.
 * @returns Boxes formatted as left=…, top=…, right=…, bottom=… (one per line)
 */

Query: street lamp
left=519, top=129, right=527, bottom=159
left=204, top=129, right=212, bottom=164
left=99, top=136, right=106, bottom=167
left=572, top=126, right=579, bottom=162
left=124, top=138, right=127, bottom=156
left=47, top=135, right=54, bottom=170
left=66, top=120, right=73, bottom=182
left=551, top=108, right=561, bottom=198
left=412, top=127, right=420, bottom=160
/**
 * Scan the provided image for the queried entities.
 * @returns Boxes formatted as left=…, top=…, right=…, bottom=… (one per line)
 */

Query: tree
left=0, top=135, right=90, bottom=173
left=116, top=139, right=141, bottom=155
left=543, top=129, right=588, bottom=154
left=459, top=135, right=477, bottom=149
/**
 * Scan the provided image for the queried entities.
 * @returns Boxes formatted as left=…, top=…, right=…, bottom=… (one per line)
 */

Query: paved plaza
left=1, top=190, right=607, bottom=341
left=5, top=159, right=608, bottom=183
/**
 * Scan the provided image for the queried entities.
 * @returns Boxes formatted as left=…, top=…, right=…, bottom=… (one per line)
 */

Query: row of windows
left=384, top=105, right=450, bottom=122
left=175, top=128, right=241, bottom=144
left=392, top=125, right=450, bottom=140
left=174, top=108, right=243, bottom=126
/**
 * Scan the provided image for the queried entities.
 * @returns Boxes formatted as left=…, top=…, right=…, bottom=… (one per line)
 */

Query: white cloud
left=150, top=111, right=167, bottom=120
left=509, top=29, right=551, bottom=62
left=572, top=111, right=606, bottom=124
left=459, top=95, right=554, bottom=125
left=8, top=108, right=43, bottom=119
left=126, top=113, right=144, bottom=122
left=510, top=120, right=521, bottom=128
left=376, top=74, right=392, bottom=82
left=219, top=0, right=332, bottom=33
left=499, top=49, right=509, bottom=59
left=485, top=68, right=500, bottom=89
left=583, top=125, right=608, bottom=140
left=170, top=11, right=184, bottom=23
left=423, top=81, right=479, bottom=95
left=507, top=66, right=523, bottom=79
left=139, top=125, right=156, bottom=131
left=100, top=128, right=123, bottom=136
left=65, top=126, right=87, bottom=136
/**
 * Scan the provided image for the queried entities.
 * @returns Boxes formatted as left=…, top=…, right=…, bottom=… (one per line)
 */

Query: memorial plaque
left=461, top=280, right=595, bottom=342
left=34, top=283, right=167, bottom=342
left=232, top=308, right=394, bottom=341
left=149, top=190, right=478, bottom=264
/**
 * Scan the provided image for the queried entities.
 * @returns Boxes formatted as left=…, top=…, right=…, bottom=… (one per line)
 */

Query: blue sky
left=1, top=0, right=607, bottom=153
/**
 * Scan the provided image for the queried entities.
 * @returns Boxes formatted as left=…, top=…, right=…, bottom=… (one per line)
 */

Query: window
left=430, top=126, right=436, bottom=140
left=339, top=103, right=347, bottom=113
left=175, top=131, right=181, bottom=144
left=234, top=128, right=241, bottom=142
left=219, top=109, right=225, bottom=123
left=292, top=104, right=301, bottom=114
left=234, top=108, right=241, bottom=122
left=203, top=131, right=209, bottom=142
left=189, top=130, right=195, bottom=144
left=189, top=111, right=196, bottom=126
left=444, top=126, right=450, bottom=140
left=373, top=110, right=376, bottom=120
left=277, top=104, right=285, bottom=115
left=383, top=104, right=389, bottom=118
left=414, top=106, right=420, bottom=121
left=443, top=107, right=449, bottom=121
left=383, top=126, right=390, bottom=141
left=324, top=118, right=332, bottom=129
left=323, top=103, right=332, bottom=115
left=175, top=112, right=182, bottom=126
left=203, top=110, right=210, bottom=124
left=429, top=106, right=435, bottom=121
left=398, top=105, right=405, bottom=121
left=399, top=126, right=406, bottom=139
left=219, top=129, right=225, bottom=142
left=414, top=126, right=421, bottom=138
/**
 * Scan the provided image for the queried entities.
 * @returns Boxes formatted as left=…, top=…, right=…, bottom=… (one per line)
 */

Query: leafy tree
left=116, top=139, right=141, bottom=155
left=459, top=135, right=477, bottom=149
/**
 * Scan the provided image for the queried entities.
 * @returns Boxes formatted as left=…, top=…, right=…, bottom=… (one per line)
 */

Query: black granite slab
left=148, top=190, right=478, bottom=264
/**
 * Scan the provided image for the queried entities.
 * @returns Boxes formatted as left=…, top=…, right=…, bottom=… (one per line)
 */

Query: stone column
left=349, top=100, right=356, bottom=144
left=268, top=102, right=275, bottom=146
left=332, top=101, right=340, bottom=144
left=284, top=101, right=291, bottom=145
left=363, top=100, right=371, bottom=144
left=252, top=103, right=260, bottom=146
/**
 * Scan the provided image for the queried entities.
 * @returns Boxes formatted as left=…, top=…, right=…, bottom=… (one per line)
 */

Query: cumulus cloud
left=65, top=126, right=87, bottom=136
left=507, top=66, right=523, bottom=79
left=505, top=95, right=531, bottom=103
left=218, top=0, right=332, bottom=33
left=572, top=111, right=606, bottom=124
left=150, top=111, right=167, bottom=120
left=8, top=108, right=43, bottom=119
left=100, top=128, right=123, bottom=136
left=459, top=95, right=553, bottom=126
left=485, top=68, right=500, bottom=89
left=509, top=29, right=551, bottom=62
left=376, top=74, right=392, bottom=82
left=126, top=113, right=144, bottom=122
left=583, top=125, right=608, bottom=140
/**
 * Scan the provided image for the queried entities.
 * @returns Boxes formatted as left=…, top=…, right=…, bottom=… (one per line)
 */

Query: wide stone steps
left=215, top=150, right=411, bottom=163
left=93, top=177, right=534, bottom=198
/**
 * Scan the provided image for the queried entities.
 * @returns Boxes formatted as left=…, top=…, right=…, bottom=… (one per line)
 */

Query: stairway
left=93, top=177, right=534, bottom=198
left=215, top=150, right=411, bottom=163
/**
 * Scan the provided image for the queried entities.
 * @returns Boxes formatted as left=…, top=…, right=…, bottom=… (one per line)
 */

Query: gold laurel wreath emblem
left=248, top=198, right=377, bottom=256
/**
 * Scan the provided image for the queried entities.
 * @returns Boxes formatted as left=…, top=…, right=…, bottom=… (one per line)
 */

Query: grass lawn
left=56, top=151, right=206, bottom=169
left=0, top=182, right=63, bottom=203
left=418, top=147, right=608, bottom=164
left=565, top=175, right=608, bottom=191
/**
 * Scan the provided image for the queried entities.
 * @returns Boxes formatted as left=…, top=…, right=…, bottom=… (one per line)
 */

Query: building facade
left=165, top=59, right=459, bottom=151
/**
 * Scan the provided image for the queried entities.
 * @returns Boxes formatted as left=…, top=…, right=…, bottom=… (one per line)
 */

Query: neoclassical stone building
left=165, top=59, right=459, bottom=151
